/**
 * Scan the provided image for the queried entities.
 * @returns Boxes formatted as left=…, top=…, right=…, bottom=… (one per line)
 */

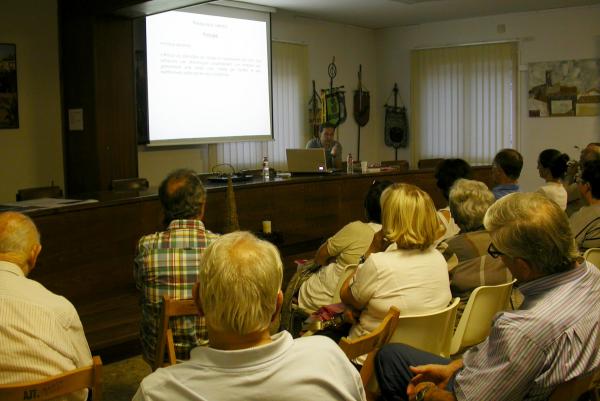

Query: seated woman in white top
left=298, top=180, right=392, bottom=313
left=536, top=148, right=569, bottom=210
left=340, top=183, right=451, bottom=362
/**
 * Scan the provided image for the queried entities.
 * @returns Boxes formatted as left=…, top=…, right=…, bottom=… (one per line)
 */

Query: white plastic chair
left=388, top=297, right=461, bottom=358
left=450, top=279, right=516, bottom=355
left=583, top=248, right=600, bottom=270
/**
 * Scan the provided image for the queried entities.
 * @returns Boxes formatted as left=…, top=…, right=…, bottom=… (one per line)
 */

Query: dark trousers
left=374, top=344, right=452, bottom=401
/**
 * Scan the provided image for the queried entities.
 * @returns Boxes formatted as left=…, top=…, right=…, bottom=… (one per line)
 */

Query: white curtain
left=208, top=41, right=309, bottom=171
left=410, top=42, right=518, bottom=165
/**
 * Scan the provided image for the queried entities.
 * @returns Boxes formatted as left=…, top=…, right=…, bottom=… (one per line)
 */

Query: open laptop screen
left=286, top=148, right=329, bottom=173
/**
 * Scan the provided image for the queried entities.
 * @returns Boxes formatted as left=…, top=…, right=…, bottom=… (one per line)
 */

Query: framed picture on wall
left=0, top=43, right=18, bottom=129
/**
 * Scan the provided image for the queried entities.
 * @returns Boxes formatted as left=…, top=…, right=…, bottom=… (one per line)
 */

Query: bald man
left=0, top=212, right=92, bottom=401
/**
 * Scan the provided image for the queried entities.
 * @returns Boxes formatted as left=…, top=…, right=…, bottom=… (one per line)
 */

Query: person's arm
left=314, top=241, right=335, bottom=266
left=340, top=272, right=362, bottom=310
left=407, top=360, right=463, bottom=398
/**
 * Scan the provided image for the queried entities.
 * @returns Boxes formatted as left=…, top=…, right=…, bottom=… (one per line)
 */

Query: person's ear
left=192, top=282, right=205, bottom=317
left=26, top=244, right=42, bottom=275
left=271, top=290, right=283, bottom=322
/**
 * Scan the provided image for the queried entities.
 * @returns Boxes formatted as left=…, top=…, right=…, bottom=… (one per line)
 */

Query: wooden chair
left=549, top=365, right=600, bottom=401
left=16, top=186, right=63, bottom=201
left=0, top=356, right=102, bottom=401
left=153, top=295, right=199, bottom=371
left=111, top=177, right=149, bottom=191
left=450, top=280, right=516, bottom=355
left=583, top=248, right=600, bottom=270
left=339, top=307, right=400, bottom=401
left=417, top=158, right=444, bottom=169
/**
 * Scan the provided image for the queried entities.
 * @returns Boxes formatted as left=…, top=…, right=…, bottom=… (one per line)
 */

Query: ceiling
left=231, top=0, right=600, bottom=29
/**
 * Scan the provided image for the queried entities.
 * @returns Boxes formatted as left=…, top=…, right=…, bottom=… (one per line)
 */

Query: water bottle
left=346, top=153, right=353, bottom=174
left=262, top=156, right=269, bottom=179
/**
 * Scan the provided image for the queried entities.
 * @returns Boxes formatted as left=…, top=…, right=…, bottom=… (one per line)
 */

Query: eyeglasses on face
left=487, top=242, right=505, bottom=259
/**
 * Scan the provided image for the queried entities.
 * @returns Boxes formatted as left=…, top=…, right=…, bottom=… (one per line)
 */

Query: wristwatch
left=415, top=385, right=433, bottom=401
left=358, top=255, right=367, bottom=264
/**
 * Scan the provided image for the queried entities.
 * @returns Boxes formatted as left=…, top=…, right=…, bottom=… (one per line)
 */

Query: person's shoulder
left=293, top=335, right=347, bottom=358
left=10, top=278, right=80, bottom=325
left=306, top=138, right=319, bottom=148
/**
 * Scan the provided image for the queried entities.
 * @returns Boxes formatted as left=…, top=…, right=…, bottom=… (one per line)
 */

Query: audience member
left=134, top=169, right=218, bottom=365
left=0, top=212, right=92, bottom=401
left=298, top=180, right=392, bottom=313
left=374, top=192, right=600, bottom=401
left=565, top=142, right=600, bottom=216
left=434, top=159, right=473, bottom=241
left=491, top=148, right=523, bottom=199
left=444, top=179, right=511, bottom=319
left=340, top=183, right=451, bottom=363
left=133, top=231, right=366, bottom=401
left=536, top=148, right=569, bottom=210
left=570, top=160, right=600, bottom=251
left=306, top=122, right=342, bottom=169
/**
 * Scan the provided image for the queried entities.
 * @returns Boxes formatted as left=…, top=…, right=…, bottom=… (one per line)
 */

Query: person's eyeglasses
left=487, top=243, right=504, bottom=259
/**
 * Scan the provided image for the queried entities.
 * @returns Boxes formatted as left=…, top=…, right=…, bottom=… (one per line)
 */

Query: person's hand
left=342, top=306, right=360, bottom=324
left=406, top=364, right=456, bottom=397
left=409, top=381, right=435, bottom=400
left=565, top=159, right=579, bottom=184
left=367, top=230, right=391, bottom=256
left=330, top=144, right=337, bottom=157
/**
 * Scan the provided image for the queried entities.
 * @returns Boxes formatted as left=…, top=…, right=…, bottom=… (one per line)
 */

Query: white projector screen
left=144, top=4, right=272, bottom=146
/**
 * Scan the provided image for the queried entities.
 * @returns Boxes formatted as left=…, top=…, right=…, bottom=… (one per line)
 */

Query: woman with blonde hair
left=340, top=183, right=451, bottom=358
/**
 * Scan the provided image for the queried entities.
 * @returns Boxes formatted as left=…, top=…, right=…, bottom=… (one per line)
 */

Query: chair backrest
left=450, top=279, right=516, bottom=355
left=332, top=264, right=358, bottom=304
left=548, top=365, right=600, bottom=401
left=339, top=307, right=400, bottom=395
left=583, top=248, right=600, bottom=270
left=111, top=178, right=149, bottom=191
left=16, top=186, right=63, bottom=201
left=153, top=295, right=199, bottom=371
left=389, top=297, right=460, bottom=358
left=417, top=158, right=444, bottom=169
left=0, top=356, right=102, bottom=401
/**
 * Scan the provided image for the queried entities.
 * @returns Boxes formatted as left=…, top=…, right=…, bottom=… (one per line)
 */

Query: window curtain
left=208, top=41, right=309, bottom=171
left=410, top=42, right=518, bottom=165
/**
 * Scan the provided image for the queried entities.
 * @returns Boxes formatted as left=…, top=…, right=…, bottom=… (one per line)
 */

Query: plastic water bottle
left=346, top=153, right=353, bottom=174
left=262, top=156, right=269, bottom=179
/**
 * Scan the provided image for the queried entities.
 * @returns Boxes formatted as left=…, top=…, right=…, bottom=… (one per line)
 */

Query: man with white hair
left=133, top=231, right=366, bottom=401
left=0, top=212, right=92, bottom=401
left=374, top=193, right=600, bottom=401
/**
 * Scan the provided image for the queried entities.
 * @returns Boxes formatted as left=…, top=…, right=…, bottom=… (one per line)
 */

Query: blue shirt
left=453, top=262, right=600, bottom=401
left=492, top=184, right=520, bottom=200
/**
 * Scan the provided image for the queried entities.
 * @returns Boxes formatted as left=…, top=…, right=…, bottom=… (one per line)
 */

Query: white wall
left=0, top=0, right=63, bottom=203
left=138, top=12, right=382, bottom=186
left=376, top=5, right=600, bottom=191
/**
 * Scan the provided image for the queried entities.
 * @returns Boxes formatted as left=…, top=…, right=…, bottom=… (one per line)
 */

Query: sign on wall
left=0, top=43, right=18, bottom=129
left=528, top=58, right=600, bottom=118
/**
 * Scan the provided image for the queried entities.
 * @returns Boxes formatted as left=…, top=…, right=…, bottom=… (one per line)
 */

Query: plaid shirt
left=134, top=219, right=218, bottom=364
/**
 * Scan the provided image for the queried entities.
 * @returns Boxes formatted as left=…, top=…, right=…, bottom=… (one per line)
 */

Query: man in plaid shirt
left=134, top=169, right=218, bottom=365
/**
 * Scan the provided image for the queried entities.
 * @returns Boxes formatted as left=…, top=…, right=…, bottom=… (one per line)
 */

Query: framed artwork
left=0, top=43, right=18, bottom=128
left=528, top=58, right=600, bottom=117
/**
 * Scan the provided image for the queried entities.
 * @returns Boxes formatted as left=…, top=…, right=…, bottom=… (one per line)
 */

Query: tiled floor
left=103, top=355, right=150, bottom=401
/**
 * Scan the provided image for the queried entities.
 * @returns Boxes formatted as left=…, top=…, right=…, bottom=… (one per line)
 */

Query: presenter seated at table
left=298, top=180, right=392, bottom=313
left=306, top=122, right=342, bottom=170
left=340, top=183, right=451, bottom=364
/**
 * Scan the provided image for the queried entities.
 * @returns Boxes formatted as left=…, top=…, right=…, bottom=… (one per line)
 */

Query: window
left=410, top=42, right=518, bottom=165
left=208, top=41, right=309, bottom=171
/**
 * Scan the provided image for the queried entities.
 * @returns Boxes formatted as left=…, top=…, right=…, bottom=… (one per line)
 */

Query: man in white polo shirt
left=133, top=231, right=366, bottom=401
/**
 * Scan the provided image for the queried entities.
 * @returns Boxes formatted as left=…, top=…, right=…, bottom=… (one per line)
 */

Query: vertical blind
left=208, top=41, right=309, bottom=171
left=410, top=42, right=518, bottom=165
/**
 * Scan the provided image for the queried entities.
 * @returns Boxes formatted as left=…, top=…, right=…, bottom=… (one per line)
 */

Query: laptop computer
left=286, top=148, right=331, bottom=174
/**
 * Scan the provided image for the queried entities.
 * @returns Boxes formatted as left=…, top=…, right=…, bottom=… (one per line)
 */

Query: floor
left=103, top=355, right=151, bottom=401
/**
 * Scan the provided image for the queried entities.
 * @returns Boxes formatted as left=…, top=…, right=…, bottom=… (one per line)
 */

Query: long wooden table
left=25, top=166, right=491, bottom=361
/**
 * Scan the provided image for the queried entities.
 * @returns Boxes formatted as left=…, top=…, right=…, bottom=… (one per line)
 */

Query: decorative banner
left=0, top=43, right=18, bottom=129
left=528, top=58, right=600, bottom=117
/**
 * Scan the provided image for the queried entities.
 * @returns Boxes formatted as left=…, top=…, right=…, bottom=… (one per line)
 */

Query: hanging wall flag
left=384, top=83, right=409, bottom=149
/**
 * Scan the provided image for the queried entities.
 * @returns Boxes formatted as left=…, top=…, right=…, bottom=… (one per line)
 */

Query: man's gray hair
left=449, top=179, right=495, bottom=232
left=483, top=193, right=578, bottom=275
left=198, top=231, right=283, bottom=335
left=0, top=212, right=40, bottom=265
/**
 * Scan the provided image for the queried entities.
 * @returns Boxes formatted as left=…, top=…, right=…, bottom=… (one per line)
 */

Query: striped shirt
left=569, top=204, right=600, bottom=251
left=134, top=219, right=218, bottom=364
left=0, top=261, right=92, bottom=401
left=454, top=261, right=600, bottom=401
